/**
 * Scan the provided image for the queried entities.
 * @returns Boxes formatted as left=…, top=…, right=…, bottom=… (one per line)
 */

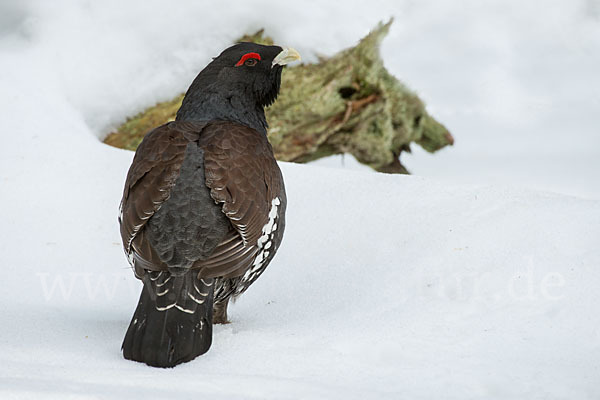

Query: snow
left=1, top=1, right=599, bottom=399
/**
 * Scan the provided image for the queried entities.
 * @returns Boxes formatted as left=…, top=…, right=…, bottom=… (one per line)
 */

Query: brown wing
left=119, top=121, right=206, bottom=276
left=120, top=120, right=284, bottom=280
left=193, top=121, right=284, bottom=278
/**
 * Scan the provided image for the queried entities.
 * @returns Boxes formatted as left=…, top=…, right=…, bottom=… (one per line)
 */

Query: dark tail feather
left=122, top=271, right=214, bottom=368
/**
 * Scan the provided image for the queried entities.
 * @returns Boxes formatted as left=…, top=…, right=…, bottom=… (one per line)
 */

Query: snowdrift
left=1, top=140, right=599, bottom=398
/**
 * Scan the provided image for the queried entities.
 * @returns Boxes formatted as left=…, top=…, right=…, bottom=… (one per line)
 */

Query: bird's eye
left=235, top=52, right=261, bottom=67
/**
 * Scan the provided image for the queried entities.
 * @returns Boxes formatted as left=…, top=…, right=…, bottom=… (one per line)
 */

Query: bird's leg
left=213, top=299, right=230, bottom=324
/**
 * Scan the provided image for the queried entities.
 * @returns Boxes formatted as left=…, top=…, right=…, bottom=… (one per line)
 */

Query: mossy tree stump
left=104, top=20, right=453, bottom=173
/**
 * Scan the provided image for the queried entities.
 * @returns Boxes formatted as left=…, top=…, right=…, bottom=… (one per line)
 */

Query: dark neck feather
left=176, top=80, right=268, bottom=135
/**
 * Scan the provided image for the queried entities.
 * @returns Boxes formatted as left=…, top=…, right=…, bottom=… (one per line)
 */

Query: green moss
left=104, top=94, right=184, bottom=150
left=104, top=20, right=453, bottom=173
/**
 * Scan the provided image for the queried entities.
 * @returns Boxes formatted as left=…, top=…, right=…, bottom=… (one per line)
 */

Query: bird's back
left=120, top=120, right=286, bottom=280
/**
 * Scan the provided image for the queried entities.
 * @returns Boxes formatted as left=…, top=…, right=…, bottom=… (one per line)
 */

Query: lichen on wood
left=104, top=20, right=453, bottom=173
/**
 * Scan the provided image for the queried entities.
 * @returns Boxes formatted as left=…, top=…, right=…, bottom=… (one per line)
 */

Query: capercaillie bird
left=118, top=43, right=300, bottom=367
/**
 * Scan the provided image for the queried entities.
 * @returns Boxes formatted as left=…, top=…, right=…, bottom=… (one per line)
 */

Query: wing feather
left=192, top=121, right=283, bottom=277
left=119, top=120, right=284, bottom=280
left=119, top=121, right=205, bottom=272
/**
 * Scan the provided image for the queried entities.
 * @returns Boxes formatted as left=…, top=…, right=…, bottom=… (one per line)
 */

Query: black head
left=176, top=43, right=301, bottom=133
left=208, top=43, right=290, bottom=107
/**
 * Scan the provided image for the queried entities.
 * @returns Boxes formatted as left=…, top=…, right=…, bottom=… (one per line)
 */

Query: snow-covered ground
left=1, top=1, right=599, bottom=399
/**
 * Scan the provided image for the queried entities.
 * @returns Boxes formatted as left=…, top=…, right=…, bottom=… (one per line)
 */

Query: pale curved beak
left=272, top=47, right=301, bottom=67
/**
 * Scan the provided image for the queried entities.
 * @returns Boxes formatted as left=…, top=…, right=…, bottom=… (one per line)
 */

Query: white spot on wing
left=257, top=197, right=280, bottom=249
left=238, top=196, right=282, bottom=292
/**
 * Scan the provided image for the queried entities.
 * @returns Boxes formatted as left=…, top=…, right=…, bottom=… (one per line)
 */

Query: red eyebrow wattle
left=235, top=52, right=261, bottom=66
